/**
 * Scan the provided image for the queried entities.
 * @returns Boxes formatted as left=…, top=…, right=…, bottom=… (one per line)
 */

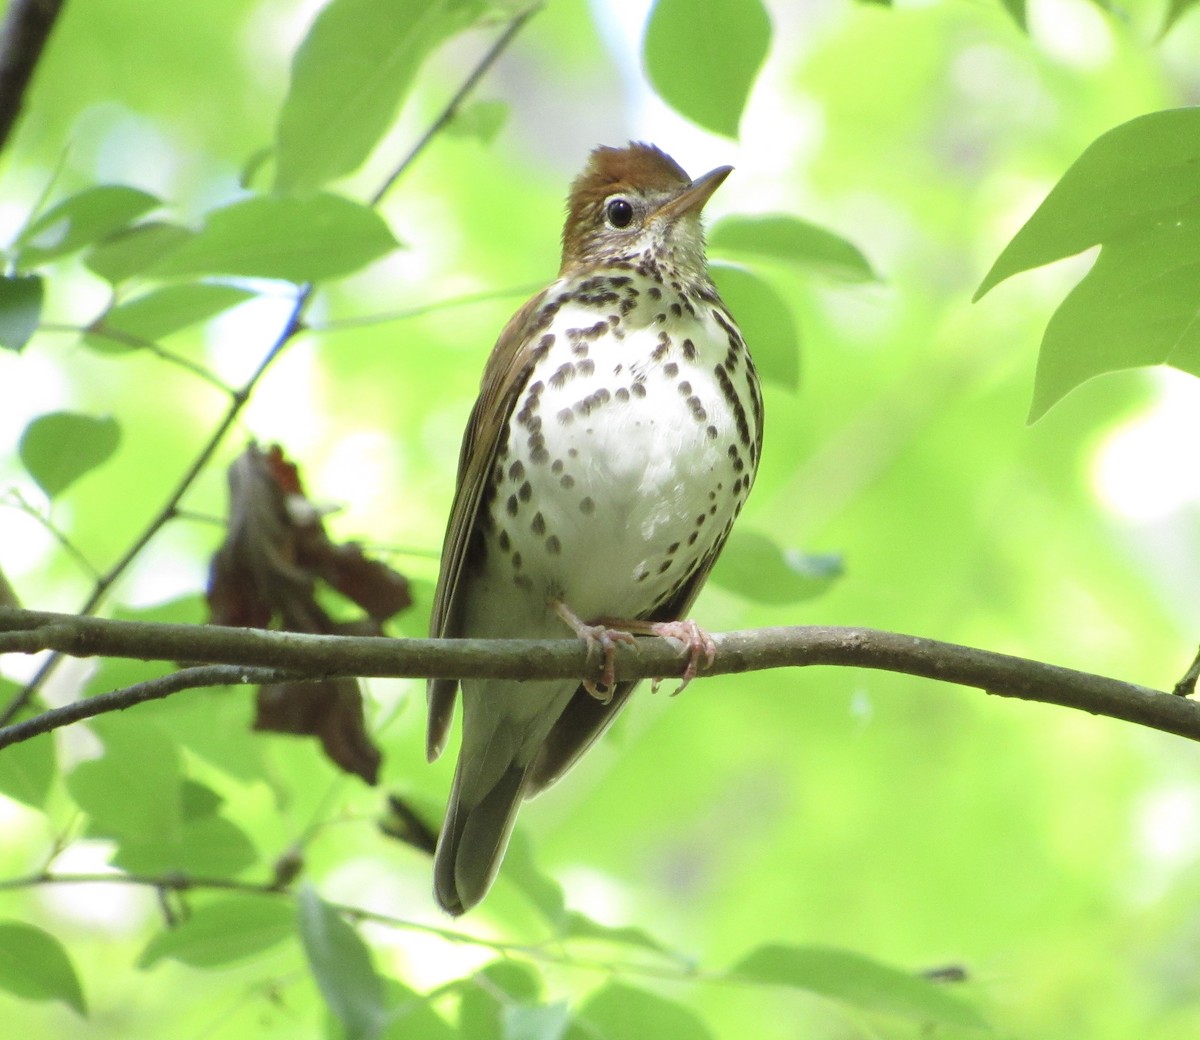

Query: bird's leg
left=551, top=600, right=638, bottom=702
left=591, top=616, right=717, bottom=696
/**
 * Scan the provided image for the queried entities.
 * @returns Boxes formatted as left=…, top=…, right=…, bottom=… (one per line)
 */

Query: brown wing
left=426, top=288, right=557, bottom=762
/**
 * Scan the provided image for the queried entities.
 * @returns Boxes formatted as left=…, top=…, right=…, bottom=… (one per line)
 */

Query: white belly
left=465, top=282, right=759, bottom=638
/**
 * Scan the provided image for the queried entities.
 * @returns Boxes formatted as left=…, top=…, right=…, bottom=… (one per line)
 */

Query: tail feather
left=433, top=759, right=530, bottom=915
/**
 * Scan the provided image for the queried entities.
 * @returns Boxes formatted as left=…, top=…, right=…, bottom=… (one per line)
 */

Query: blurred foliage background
left=2, top=0, right=1200, bottom=1036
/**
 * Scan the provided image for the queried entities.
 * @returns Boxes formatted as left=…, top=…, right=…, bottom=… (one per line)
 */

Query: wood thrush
left=428, top=142, right=763, bottom=914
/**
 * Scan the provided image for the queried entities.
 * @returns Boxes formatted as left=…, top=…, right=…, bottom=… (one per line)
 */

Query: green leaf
left=1025, top=207, right=1200, bottom=421
left=151, top=193, right=399, bottom=283
left=66, top=719, right=182, bottom=842
left=297, top=886, right=387, bottom=1040
left=710, top=262, right=800, bottom=390
left=458, top=962, right=543, bottom=1040
left=559, top=911, right=679, bottom=960
left=274, top=0, right=485, bottom=193
left=15, top=185, right=160, bottom=268
left=974, top=110, right=1200, bottom=419
left=711, top=530, right=842, bottom=604
left=729, top=944, right=988, bottom=1030
left=444, top=100, right=509, bottom=145
left=376, top=979, right=457, bottom=1040
left=999, top=0, right=1027, bottom=29
left=0, top=719, right=55, bottom=809
left=501, top=830, right=566, bottom=924
left=0, top=921, right=87, bottom=1015
left=111, top=812, right=259, bottom=876
left=91, top=283, right=255, bottom=346
left=84, top=221, right=195, bottom=284
left=975, top=109, right=1200, bottom=298
left=1160, top=0, right=1200, bottom=35
left=18, top=412, right=121, bottom=499
left=139, top=896, right=295, bottom=969
left=503, top=1001, right=570, bottom=1040
left=567, top=982, right=714, bottom=1040
left=710, top=215, right=878, bottom=282
left=0, top=274, right=44, bottom=351
left=643, top=0, right=770, bottom=138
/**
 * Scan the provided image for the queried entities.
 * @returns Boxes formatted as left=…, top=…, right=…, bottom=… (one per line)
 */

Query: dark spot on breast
left=706, top=424, right=718, bottom=440
left=531, top=444, right=550, bottom=464
left=557, top=408, right=574, bottom=425
left=658, top=560, right=672, bottom=574
left=682, top=338, right=697, bottom=360
left=512, top=552, right=522, bottom=569
left=688, top=396, right=707, bottom=422
left=578, top=358, right=595, bottom=377
left=666, top=542, right=680, bottom=555
left=663, top=362, right=678, bottom=377
left=531, top=511, right=545, bottom=535
left=560, top=473, right=575, bottom=489
left=678, top=381, right=692, bottom=396
left=518, top=480, right=532, bottom=502
left=508, top=460, right=525, bottom=481
left=551, top=458, right=563, bottom=474
left=507, top=495, right=519, bottom=517
left=670, top=302, right=682, bottom=319
left=498, top=530, right=510, bottom=551
left=687, top=531, right=699, bottom=545
left=580, top=496, right=595, bottom=515
left=616, top=387, right=630, bottom=402
left=632, top=383, right=647, bottom=399
left=550, top=362, right=574, bottom=389
left=546, top=535, right=562, bottom=555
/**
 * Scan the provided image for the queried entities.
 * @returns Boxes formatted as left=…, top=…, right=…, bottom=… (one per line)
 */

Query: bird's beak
left=654, top=165, right=733, bottom=221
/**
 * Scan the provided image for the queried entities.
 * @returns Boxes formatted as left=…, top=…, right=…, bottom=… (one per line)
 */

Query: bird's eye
left=605, top=198, right=634, bottom=229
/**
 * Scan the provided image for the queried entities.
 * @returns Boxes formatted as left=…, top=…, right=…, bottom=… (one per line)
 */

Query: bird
left=427, top=141, right=763, bottom=915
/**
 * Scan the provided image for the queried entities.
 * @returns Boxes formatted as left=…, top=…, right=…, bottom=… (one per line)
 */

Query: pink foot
left=648, top=619, right=717, bottom=695
left=552, top=601, right=638, bottom=702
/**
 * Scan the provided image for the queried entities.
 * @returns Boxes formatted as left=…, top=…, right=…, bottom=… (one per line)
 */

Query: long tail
left=433, top=758, right=530, bottom=916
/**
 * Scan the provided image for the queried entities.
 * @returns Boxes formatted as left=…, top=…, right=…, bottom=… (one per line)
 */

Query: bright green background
left=2, top=0, right=1200, bottom=1036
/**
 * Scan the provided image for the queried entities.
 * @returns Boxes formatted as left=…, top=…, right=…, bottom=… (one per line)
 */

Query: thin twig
left=0, top=287, right=311, bottom=727
left=368, top=5, right=541, bottom=207
left=0, top=608, right=1194, bottom=750
left=0, top=489, right=102, bottom=581
left=0, top=0, right=65, bottom=155
left=310, top=283, right=541, bottom=333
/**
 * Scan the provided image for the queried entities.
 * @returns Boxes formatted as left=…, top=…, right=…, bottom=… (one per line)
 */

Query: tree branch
left=0, top=608, right=1194, bottom=751
left=0, top=0, right=64, bottom=154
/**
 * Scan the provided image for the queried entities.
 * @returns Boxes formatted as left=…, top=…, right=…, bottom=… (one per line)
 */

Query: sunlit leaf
left=976, top=109, right=1200, bottom=297
left=711, top=530, right=842, bottom=603
left=297, top=886, right=387, bottom=1040
left=975, top=109, right=1200, bottom=420
left=0, top=704, right=55, bottom=809
left=710, top=262, right=799, bottom=390
left=503, top=1001, right=570, bottom=1040
left=84, top=221, right=194, bottom=284
left=274, top=0, right=486, bottom=193
left=458, top=962, right=543, bottom=1040
left=18, top=412, right=121, bottom=499
left=376, top=978, right=457, bottom=1040
left=151, top=193, right=398, bottom=282
left=0, top=921, right=87, bottom=1015
left=729, top=944, right=988, bottom=1030
left=139, top=896, right=295, bottom=969
left=643, top=0, right=770, bottom=138
left=560, top=911, right=679, bottom=959
left=0, top=274, right=43, bottom=352
left=567, top=982, right=714, bottom=1040
left=15, top=185, right=160, bottom=268
left=710, top=215, right=878, bottom=282
left=92, top=283, right=255, bottom=345
left=111, top=813, right=259, bottom=876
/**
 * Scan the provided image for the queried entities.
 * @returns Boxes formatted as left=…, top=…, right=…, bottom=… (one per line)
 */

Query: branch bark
left=0, top=607, right=1194, bottom=751
left=0, top=0, right=64, bottom=153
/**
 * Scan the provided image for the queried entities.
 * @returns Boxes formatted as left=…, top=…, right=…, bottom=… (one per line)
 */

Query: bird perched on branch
left=427, top=142, right=763, bottom=915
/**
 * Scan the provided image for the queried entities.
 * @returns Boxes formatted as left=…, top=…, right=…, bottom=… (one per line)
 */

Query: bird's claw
left=649, top=619, right=717, bottom=695
left=578, top=624, right=638, bottom=702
